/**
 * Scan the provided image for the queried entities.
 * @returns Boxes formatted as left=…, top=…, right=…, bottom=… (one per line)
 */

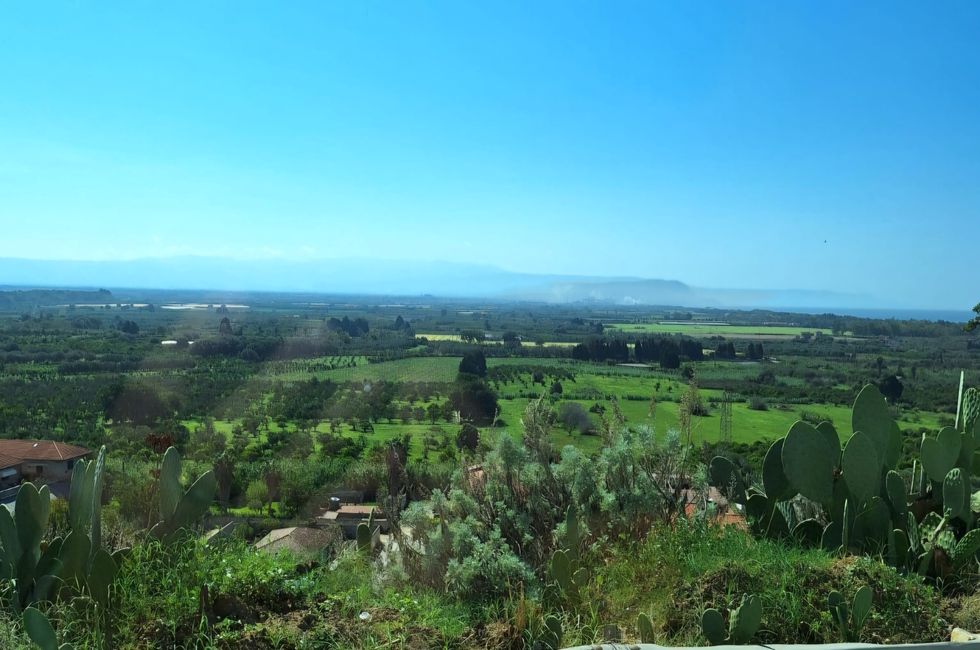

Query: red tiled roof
left=0, top=453, right=22, bottom=470
left=0, top=440, right=90, bottom=463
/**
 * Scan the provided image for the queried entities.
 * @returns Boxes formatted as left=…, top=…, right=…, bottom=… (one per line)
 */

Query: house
left=254, top=526, right=341, bottom=556
left=0, top=454, right=23, bottom=491
left=0, top=440, right=91, bottom=484
left=317, top=504, right=389, bottom=538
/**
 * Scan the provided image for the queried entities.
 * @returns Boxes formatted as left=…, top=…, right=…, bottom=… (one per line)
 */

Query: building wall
left=20, top=459, right=77, bottom=483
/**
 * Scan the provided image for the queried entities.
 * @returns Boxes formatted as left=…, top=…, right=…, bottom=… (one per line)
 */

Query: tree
left=426, top=403, right=442, bottom=424
left=557, top=402, right=593, bottom=434
left=116, top=319, right=139, bottom=335
left=214, top=451, right=235, bottom=509
left=456, top=422, right=480, bottom=452
left=458, top=350, right=487, bottom=378
left=967, top=303, right=980, bottom=332
left=103, top=383, right=172, bottom=426
left=879, top=375, right=904, bottom=403
left=449, top=374, right=498, bottom=425
left=660, top=350, right=680, bottom=370
left=218, top=317, right=233, bottom=335
left=549, top=380, right=563, bottom=396
left=246, top=479, right=270, bottom=512
left=187, top=419, right=227, bottom=460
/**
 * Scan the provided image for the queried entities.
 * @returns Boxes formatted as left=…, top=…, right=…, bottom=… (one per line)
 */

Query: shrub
left=748, top=397, right=769, bottom=411
left=557, top=402, right=594, bottom=434
left=246, top=479, right=270, bottom=511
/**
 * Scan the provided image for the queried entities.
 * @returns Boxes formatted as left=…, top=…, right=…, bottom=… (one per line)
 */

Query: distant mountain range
left=0, top=256, right=873, bottom=310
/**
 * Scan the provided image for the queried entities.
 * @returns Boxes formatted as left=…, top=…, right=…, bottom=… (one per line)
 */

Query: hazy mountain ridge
left=0, top=256, right=870, bottom=309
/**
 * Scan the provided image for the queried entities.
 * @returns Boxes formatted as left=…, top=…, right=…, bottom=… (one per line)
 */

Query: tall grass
left=593, top=519, right=945, bottom=645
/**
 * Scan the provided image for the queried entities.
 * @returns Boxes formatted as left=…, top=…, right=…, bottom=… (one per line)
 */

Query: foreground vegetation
left=0, top=430, right=961, bottom=649
left=0, top=290, right=978, bottom=647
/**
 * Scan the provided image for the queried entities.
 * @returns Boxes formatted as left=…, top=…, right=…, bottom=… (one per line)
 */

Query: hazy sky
left=2, top=2, right=979, bottom=308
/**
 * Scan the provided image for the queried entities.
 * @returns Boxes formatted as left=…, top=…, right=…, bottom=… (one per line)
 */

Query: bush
left=246, top=479, right=270, bottom=511
left=557, top=401, right=594, bottom=434
left=748, top=397, right=769, bottom=411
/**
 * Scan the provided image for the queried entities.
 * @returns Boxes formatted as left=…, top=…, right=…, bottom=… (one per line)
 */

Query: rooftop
left=0, top=440, right=91, bottom=463
left=254, top=526, right=339, bottom=555
left=318, top=504, right=379, bottom=520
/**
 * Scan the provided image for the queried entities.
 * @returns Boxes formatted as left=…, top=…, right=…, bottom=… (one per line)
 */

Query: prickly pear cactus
left=782, top=421, right=838, bottom=505
left=921, top=427, right=961, bottom=483
left=963, top=387, right=980, bottom=433
left=829, top=586, right=873, bottom=642
left=356, top=522, right=373, bottom=553
left=708, top=456, right=745, bottom=504
left=637, top=612, right=655, bottom=643
left=852, top=384, right=901, bottom=468
left=884, top=470, right=907, bottom=523
left=730, top=594, right=762, bottom=643
left=700, top=608, right=727, bottom=646
left=532, top=614, right=563, bottom=650
left=841, top=432, right=879, bottom=505
left=700, top=594, right=761, bottom=645
left=762, top=438, right=791, bottom=501
left=23, top=606, right=74, bottom=650
left=149, top=447, right=217, bottom=543
left=944, top=468, right=969, bottom=520
left=559, top=506, right=583, bottom=560
left=0, top=482, right=57, bottom=609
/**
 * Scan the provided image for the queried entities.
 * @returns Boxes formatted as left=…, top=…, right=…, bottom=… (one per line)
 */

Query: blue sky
left=1, top=1, right=979, bottom=308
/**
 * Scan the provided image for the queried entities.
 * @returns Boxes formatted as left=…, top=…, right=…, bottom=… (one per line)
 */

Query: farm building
left=0, top=439, right=91, bottom=483
left=317, top=504, right=389, bottom=538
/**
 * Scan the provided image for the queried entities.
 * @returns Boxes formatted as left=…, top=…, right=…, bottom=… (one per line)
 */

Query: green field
left=322, top=356, right=461, bottom=382
left=233, top=355, right=951, bottom=457
left=185, top=350, right=949, bottom=462
left=606, top=322, right=834, bottom=337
